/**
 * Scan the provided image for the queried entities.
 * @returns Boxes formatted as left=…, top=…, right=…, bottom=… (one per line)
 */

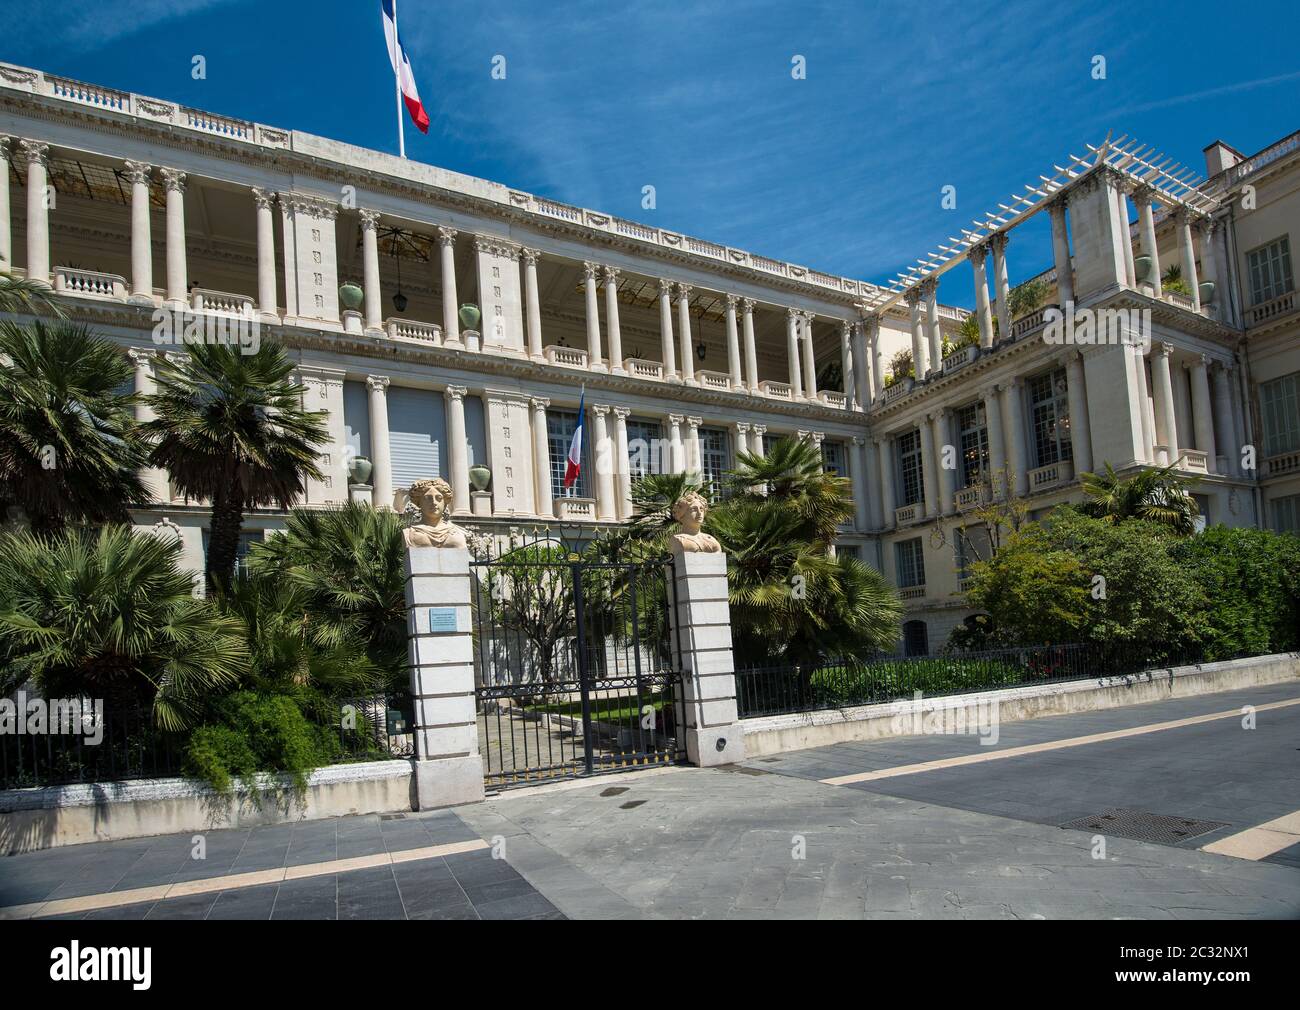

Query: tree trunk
left=205, top=475, right=245, bottom=593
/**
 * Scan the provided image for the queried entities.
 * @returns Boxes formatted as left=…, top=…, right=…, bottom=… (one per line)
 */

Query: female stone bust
left=670, top=491, right=720, bottom=553
left=404, top=477, right=469, bottom=549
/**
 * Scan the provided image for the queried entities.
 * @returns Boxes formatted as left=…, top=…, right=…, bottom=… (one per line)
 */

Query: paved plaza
left=3, top=682, right=1298, bottom=920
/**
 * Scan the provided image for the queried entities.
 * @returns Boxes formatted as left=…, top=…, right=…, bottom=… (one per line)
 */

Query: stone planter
left=348, top=455, right=373, bottom=485
left=1134, top=254, right=1153, bottom=282
left=1199, top=280, right=1215, bottom=305
left=339, top=282, right=364, bottom=311
left=469, top=463, right=491, bottom=492
left=458, top=303, right=481, bottom=330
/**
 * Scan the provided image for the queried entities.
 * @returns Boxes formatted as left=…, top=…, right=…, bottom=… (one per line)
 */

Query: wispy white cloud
left=8, top=0, right=247, bottom=55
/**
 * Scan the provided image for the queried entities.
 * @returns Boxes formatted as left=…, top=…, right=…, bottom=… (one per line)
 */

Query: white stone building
left=0, top=62, right=1293, bottom=653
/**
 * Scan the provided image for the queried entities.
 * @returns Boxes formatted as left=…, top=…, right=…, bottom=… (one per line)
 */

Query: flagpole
left=393, top=0, right=406, bottom=158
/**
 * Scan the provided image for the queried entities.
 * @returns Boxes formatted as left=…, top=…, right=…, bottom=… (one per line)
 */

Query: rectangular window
left=820, top=440, right=846, bottom=477
left=387, top=386, right=448, bottom=494
left=1247, top=236, right=1294, bottom=306
left=548, top=409, right=591, bottom=499
left=1272, top=494, right=1300, bottom=534
left=1028, top=369, right=1073, bottom=468
left=699, top=427, right=730, bottom=499
left=1260, top=372, right=1300, bottom=457
left=957, top=402, right=989, bottom=488
left=895, top=537, right=925, bottom=588
left=763, top=433, right=781, bottom=457
left=838, top=544, right=861, bottom=561
left=626, top=419, right=665, bottom=477
left=896, top=429, right=923, bottom=506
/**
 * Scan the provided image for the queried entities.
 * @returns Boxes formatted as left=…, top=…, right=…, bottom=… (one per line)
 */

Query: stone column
left=990, top=233, right=1011, bottom=340
left=1048, top=195, right=1074, bottom=306
left=924, top=278, right=943, bottom=373
left=982, top=385, right=1006, bottom=498
left=160, top=167, right=187, bottom=307
left=250, top=187, right=278, bottom=320
left=741, top=298, right=759, bottom=394
left=1150, top=343, right=1179, bottom=466
left=800, top=312, right=818, bottom=399
left=590, top=404, right=616, bottom=520
left=445, top=385, right=471, bottom=515
left=21, top=140, right=50, bottom=286
left=851, top=321, right=868, bottom=412
left=876, top=437, right=896, bottom=529
left=1115, top=182, right=1136, bottom=287
left=751, top=424, right=766, bottom=458
left=686, top=416, right=703, bottom=477
left=522, top=248, right=544, bottom=360
left=1064, top=351, right=1094, bottom=474
left=128, top=349, right=169, bottom=503
left=971, top=244, right=994, bottom=348
left=658, top=279, right=678, bottom=380
left=669, top=547, right=745, bottom=767
left=581, top=261, right=604, bottom=371
left=734, top=421, right=751, bottom=462
left=839, top=320, right=856, bottom=409
left=1133, top=188, right=1162, bottom=297
left=919, top=421, right=938, bottom=519
left=724, top=295, right=742, bottom=389
left=403, top=546, right=485, bottom=809
left=785, top=308, right=803, bottom=398
left=358, top=208, right=382, bottom=333
left=866, top=314, right=884, bottom=403
left=437, top=227, right=461, bottom=347
left=1212, top=363, right=1239, bottom=476
left=603, top=266, right=624, bottom=374
left=932, top=410, right=955, bottom=516
left=0, top=138, right=9, bottom=273
left=849, top=436, right=868, bottom=530
left=1131, top=343, right=1155, bottom=464
left=121, top=161, right=155, bottom=303
left=613, top=406, right=632, bottom=519
left=676, top=284, right=695, bottom=385
left=1188, top=356, right=1217, bottom=469
left=668, top=414, right=685, bottom=474
left=1177, top=210, right=1202, bottom=312
left=1002, top=378, right=1028, bottom=496
left=531, top=396, right=553, bottom=518
left=366, top=376, right=393, bottom=509
left=906, top=288, right=928, bottom=379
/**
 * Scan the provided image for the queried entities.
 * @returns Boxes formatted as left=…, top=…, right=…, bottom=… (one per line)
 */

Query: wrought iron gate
left=471, top=544, right=685, bottom=788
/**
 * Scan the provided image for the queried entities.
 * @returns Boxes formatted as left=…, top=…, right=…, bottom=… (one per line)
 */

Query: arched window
left=902, top=620, right=929, bottom=658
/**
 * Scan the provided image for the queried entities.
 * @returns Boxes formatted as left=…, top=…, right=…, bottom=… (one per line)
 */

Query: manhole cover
left=619, top=800, right=647, bottom=810
left=379, top=813, right=407, bottom=821
left=719, top=765, right=769, bottom=776
left=1060, top=808, right=1229, bottom=845
left=600, top=786, right=629, bottom=797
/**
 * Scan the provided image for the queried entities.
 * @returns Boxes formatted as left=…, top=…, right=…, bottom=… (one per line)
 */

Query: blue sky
left=8, top=0, right=1299, bottom=307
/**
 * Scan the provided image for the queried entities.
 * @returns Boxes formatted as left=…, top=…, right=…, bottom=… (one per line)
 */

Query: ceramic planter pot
left=1134, top=255, right=1153, bottom=282
left=1199, top=280, right=1215, bottom=304
left=339, top=282, right=364, bottom=311
left=459, top=303, right=481, bottom=330
left=468, top=463, right=491, bottom=492
left=348, top=455, right=373, bottom=485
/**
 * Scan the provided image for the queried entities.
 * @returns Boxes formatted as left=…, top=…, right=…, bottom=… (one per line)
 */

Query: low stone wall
left=740, top=653, right=1300, bottom=758
left=0, top=759, right=414, bottom=856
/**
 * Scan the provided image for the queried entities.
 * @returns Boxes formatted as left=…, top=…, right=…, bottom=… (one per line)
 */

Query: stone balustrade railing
left=1248, top=291, right=1296, bottom=327
left=190, top=288, right=255, bottom=316
left=1266, top=450, right=1300, bottom=478
left=759, top=380, right=793, bottom=400
left=697, top=370, right=732, bottom=391
left=818, top=390, right=847, bottom=409
left=895, top=503, right=921, bottom=526
left=544, top=345, right=589, bottom=369
left=898, top=585, right=926, bottom=601
left=53, top=266, right=127, bottom=300
left=883, top=377, right=914, bottom=404
left=387, top=318, right=443, bottom=343
left=1028, top=459, right=1074, bottom=491
left=954, top=486, right=983, bottom=510
left=1178, top=449, right=1210, bottom=475
left=942, top=343, right=978, bottom=373
left=624, top=358, right=664, bottom=380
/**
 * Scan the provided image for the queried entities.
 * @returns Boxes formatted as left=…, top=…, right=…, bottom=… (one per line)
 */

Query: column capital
left=810, top=431, right=824, bottom=445
left=126, top=346, right=155, bottom=366
left=591, top=403, right=610, bottom=417
left=786, top=306, right=800, bottom=320
left=675, top=282, right=692, bottom=300
left=751, top=423, right=767, bottom=436
left=668, top=413, right=685, bottom=426
left=613, top=405, right=631, bottom=420
left=840, top=318, right=852, bottom=337
left=160, top=167, right=187, bottom=193
left=658, top=277, right=674, bottom=296
left=724, top=293, right=739, bottom=309
left=802, top=311, right=816, bottom=325
left=601, top=264, right=620, bottom=283
left=735, top=421, right=751, bottom=435
left=436, top=225, right=458, bottom=246
left=251, top=186, right=276, bottom=210
left=1001, top=376, right=1021, bottom=392
left=979, top=384, right=1000, bottom=401
left=1200, top=215, right=1220, bottom=237
left=529, top=395, right=550, bottom=412
left=124, top=160, right=153, bottom=186
left=1184, top=353, right=1210, bottom=371
left=1047, top=191, right=1070, bottom=213
left=968, top=242, right=989, bottom=266
left=1154, top=341, right=1174, bottom=358
left=686, top=415, right=702, bottom=429
left=521, top=246, right=541, bottom=265
left=740, top=296, right=755, bottom=312
left=444, top=384, right=468, bottom=401
left=989, top=231, right=1009, bottom=254
left=358, top=207, right=380, bottom=229
left=919, top=276, right=937, bottom=298
left=18, top=139, right=48, bottom=166
left=0, top=137, right=9, bottom=158
left=852, top=435, right=866, bottom=446
left=903, top=286, right=923, bottom=307
left=1129, top=184, right=1157, bottom=209
left=582, top=260, right=600, bottom=280
left=366, top=374, right=391, bottom=392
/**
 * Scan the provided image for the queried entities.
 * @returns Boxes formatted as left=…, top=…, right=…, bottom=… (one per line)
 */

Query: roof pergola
left=857, top=132, right=1225, bottom=317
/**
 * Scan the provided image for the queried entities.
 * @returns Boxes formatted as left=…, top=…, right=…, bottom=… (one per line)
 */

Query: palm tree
left=1080, top=460, right=1200, bottom=535
left=0, top=319, right=146, bottom=535
left=247, top=503, right=408, bottom=688
left=0, top=525, right=248, bottom=729
left=142, top=340, right=329, bottom=591
left=727, top=436, right=852, bottom=546
left=0, top=272, right=62, bottom=315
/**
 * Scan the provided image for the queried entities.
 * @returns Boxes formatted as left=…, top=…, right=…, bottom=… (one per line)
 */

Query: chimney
left=1203, top=140, right=1244, bottom=177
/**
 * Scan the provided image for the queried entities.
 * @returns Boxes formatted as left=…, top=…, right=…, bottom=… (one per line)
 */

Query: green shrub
left=183, top=691, right=342, bottom=801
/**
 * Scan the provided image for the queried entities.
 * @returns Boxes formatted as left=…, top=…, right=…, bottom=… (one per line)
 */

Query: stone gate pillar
left=670, top=548, right=745, bottom=767
left=403, top=546, right=485, bottom=808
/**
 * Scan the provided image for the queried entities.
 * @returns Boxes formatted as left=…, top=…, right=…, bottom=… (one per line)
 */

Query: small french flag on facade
left=563, top=388, right=585, bottom=489
left=381, top=0, right=430, bottom=143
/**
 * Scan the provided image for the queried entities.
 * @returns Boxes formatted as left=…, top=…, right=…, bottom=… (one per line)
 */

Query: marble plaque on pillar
left=484, top=390, right=536, bottom=517
left=473, top=237, right=526, bottom=355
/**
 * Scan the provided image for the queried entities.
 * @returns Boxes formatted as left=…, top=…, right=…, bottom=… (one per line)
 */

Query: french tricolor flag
left=381, top=0, right=430, bottom=134
left=563, top=389, right=585, bottom=489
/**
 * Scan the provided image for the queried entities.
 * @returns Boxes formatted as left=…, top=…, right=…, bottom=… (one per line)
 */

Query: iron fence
left=735, top=641, right=1214, bottom=719
left=329, top=694, right=415, bottom=761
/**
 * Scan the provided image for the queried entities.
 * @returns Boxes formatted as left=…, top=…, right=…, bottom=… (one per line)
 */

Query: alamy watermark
left=151, top=307, right=261, bottom=354
left=1042, top=302, right=1151, bottom=349
left=889, top=690, right=1000, bottom=745
left=0, top=692, right=104, bottom=744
